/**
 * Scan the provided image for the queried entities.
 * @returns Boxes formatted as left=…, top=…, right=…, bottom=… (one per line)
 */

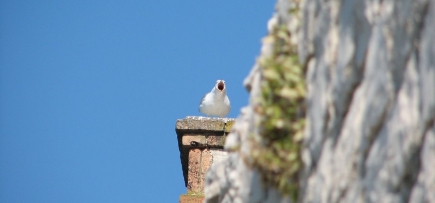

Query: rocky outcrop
left=204, top=0, right=435, bottom=202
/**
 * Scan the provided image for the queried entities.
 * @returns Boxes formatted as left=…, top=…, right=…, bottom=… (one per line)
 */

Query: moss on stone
left=186, top=191, right=205, bottom=196
left=224, top=120, right=235, bottom=133
left=250, top=23, right=306, bottom=200
left=176, top=117, right=235, bottom=133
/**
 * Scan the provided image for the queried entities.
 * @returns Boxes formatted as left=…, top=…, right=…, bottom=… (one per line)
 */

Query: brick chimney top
left=176, top=116, right=234, bottom=202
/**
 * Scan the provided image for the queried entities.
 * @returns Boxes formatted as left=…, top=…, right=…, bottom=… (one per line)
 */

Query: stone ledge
left=176, top=116, right=235, bottom=133
left=179, top=194, right=204, bottom=203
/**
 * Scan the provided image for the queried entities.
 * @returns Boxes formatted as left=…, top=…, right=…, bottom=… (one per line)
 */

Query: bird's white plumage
left=199, top=80, right=231, bottom=117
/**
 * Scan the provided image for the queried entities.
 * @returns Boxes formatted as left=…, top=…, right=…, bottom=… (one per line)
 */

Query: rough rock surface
left=204, top=0, right=435, bottom=202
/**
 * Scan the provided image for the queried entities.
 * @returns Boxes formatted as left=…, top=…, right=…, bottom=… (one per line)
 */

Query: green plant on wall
left=250, top=23, right=306, bottom=200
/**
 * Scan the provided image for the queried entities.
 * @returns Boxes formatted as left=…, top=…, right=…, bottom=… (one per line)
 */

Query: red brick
left=187, top=149, right=202, bottom=193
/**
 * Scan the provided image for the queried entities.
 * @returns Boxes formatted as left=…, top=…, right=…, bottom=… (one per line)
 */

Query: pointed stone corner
left=175, top=116, right=234, bottom=203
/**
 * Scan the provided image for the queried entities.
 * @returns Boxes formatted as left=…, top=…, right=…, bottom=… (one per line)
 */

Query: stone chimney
left=176, top=116, right=233, bottom=203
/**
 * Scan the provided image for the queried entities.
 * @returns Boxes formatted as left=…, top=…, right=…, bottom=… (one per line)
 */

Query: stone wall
left=204, top=0, right=435, bottom=202
left=299, top=0, right=435, bottom=202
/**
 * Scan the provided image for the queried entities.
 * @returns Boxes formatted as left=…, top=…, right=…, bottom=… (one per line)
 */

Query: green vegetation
left=250, top=24, right=306, bottom=200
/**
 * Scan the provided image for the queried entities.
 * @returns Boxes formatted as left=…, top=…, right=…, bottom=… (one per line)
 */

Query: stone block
left=179, top=194, right=204, bottom=203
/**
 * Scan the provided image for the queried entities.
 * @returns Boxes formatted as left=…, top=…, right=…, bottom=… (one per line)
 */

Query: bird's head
left=215, top=80, right=226, bottom=93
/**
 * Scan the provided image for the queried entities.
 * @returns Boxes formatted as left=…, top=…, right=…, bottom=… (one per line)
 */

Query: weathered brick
left=187, top=149, right=202, bottom=193
left=201, top=149, right=212, bottom=182
left=182, top=135, right=206, bottom=146
left=182, top=134, right=225, bottom=148
left=206, top=135, right=225, bottom=146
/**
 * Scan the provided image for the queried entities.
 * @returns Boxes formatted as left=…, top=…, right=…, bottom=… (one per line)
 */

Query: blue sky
left=0, top=1, right=273, bottom=202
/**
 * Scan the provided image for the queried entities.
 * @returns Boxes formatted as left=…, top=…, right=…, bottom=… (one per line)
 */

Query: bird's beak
left=217, top=81, right=225, bottom=92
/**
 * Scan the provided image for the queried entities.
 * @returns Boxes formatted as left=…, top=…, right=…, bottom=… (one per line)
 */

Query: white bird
left=199, top=80, right=231, bottom=117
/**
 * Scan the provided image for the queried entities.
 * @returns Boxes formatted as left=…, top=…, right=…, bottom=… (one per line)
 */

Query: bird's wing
left=225, top=96, right=231, bottom=108
left=200, top=93, right=207, bottom=105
